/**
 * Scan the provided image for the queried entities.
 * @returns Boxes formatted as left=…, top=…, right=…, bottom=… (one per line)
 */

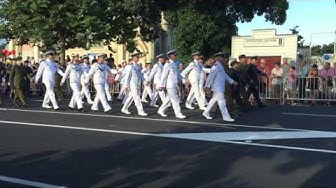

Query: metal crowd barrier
left=259, top=76, right=336, bottom=105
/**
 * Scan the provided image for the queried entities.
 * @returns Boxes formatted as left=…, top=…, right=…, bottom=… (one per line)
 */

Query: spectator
left=259, top=58, right=271, bottom=98
left=320, top=62, right=334, bottom=105
left=298, top=56, right=309, bottom=100
left=308, top=64, right=319, bottom=105
left=270, top=62, right=283, bottom=104
left=287, top=66, right=298, bottom=105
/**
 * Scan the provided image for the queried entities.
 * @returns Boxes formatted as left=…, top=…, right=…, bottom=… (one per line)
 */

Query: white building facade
left=231, top=29, right=298, bottom=63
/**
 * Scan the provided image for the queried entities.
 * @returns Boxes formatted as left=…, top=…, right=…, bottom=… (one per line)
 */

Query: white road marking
left=0, top=175, right=66, bottom=188
left=0, top=108, right=314, bottom=132
left=283, top=112, right=336, bottom=118
left=1, top=119, right=336, bottom=154
left=158, top=131, right=336, bottom=141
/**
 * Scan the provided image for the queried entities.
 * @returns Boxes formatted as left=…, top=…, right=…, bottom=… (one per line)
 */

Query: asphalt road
left=0, top=98, right=336, bottom=188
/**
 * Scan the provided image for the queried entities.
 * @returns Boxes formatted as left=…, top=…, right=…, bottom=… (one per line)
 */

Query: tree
left=163, top=0, right=289, bottom=63
left=0, top=0, right=162, bottom=63
left=311, top=43, right=335, bottom=56
left=289, top=25, right=308, bottom=48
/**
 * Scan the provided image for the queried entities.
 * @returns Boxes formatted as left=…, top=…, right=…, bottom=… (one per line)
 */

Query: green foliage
left=311, top=43, right=335, bottom=56
left=0, top=0, right=289, bottom=63
left=0, top=0, right=161, bottom=52
left=164, top=0, right=289, bottom=63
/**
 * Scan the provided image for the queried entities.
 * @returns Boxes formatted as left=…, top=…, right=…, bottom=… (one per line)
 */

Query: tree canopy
left=311, top=43, right=335, bottom=56
left=0, top=0, right=289, bottom=63
left=164, top=0, right=289, bottom=62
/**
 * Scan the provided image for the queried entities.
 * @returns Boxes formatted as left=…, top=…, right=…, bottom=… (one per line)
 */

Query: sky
left=237, top=0, right=336, bottom=46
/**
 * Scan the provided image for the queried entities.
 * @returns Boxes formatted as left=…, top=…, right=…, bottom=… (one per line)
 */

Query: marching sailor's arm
left=147, top=64, right=158, bottom=82
left=35, top=63, right=45, bottom=83
left=159, top=63, right=169, bottom=88
left=85, top=64, right=96, bottom=84
left=60, top=65, right=71, bottom=84
left=204, top=66, right=217, bottom=88
left=180, top=62, right=194, bottom=78
left=106, top=65, right=118, bottom=74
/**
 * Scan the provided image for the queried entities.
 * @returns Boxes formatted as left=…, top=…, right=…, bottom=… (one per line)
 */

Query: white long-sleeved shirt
left=205, top=61, right=234, bottom=92
left=159, top=60, right=179, bottom=89
left=181, top=59, right=204, bottom=85
left=124, top=62, right=144, bottom=88
left=86, top=62, right=117, bottom=85
left=147, top=62, right=164, bottom=85
left=61, top=63, right=84, bottom=84
left=35, top=58, right=64, bottom=85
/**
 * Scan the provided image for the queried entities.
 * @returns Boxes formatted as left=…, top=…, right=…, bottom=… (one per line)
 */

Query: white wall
left=231, top=29, right=298, bottom=62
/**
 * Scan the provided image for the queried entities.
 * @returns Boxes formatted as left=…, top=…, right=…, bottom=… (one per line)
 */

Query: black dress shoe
left=78, top=108, right=85, bottom=113
left=68, top=107, right=75, bottom=110
left=22, top=103, right=29, bottom=107
left=13, top=103, right=20, bottom=107
left=54, top=107, right=60, bottom=111
left=104, top=109, right=113, bottom=114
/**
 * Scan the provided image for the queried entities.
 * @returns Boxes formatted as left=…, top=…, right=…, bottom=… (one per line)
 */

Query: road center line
left=1, top=119, right=336, bottom=154
left=0, top=108, right=313, bottom=132
left=0, top=175, right=66, bottom=188
left=282, top=112, right=336, bottom=118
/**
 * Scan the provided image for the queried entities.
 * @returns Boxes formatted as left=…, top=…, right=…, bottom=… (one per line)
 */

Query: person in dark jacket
left=246, top=56, right=266, bottom=108
left=9, top=57, right=28, bottom=107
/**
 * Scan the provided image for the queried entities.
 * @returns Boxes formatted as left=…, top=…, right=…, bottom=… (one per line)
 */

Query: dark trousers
left=247, top=84, right=263, bottom=106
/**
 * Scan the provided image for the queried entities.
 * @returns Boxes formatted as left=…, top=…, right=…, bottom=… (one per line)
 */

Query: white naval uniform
left=121, top=62, right=146, bottom=115
left=80, top=63, right=94, bottom=104
left=86, top=62, right=117, bottom=112
left=181, top=60, right=206, bottom=109
left=61, top=63, right=84, bottom=109
left=116, top=67, right=127, bottom=100
left=158, top=60, right=184, bottom=117
left=35, top=59, right=65, bottom=109
left=203, top=61, right=234, bottom=121
left=147, top=61, right=165, bottom=107
left=104, top=62, right=113, bottom=101
left=191, top=63, right=209, bottom=106
left=141, top=67, right=153, bottom=102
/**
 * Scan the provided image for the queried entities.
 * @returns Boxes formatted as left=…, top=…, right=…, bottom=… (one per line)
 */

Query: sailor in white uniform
left=141, top=62, right=153, bottom=103
left=181, top=51, right=206, bottom=110
left=104, top=61, right=113, bottom=102
left=61, top=54, right=84, bottom=112
left=35, top=50, right=65, bottom=110
left=202, top=52, right=238, bottom=122
left=116, top=60, right=127, bottom=101
left=121, top=52, right=148, bottom=116
left=80, top=55, right=94, bottom=104
left=147, top=53, right=165, bottom=108
left=85, top=53, right=117, bottom=113
left=158, top=49, right=186, bottom=119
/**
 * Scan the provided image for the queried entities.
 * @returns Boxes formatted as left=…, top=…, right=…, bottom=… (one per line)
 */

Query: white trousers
left=91, top=83, right=111, bottom=112
left=186, top=83, right=205, bottom=108
left=150, top=84, right=165, bottom=106
left=69, top=82, right=83, bottom=109
left=42, top=83, right=59, bottom=109
left=81, top=81, right=93, bottom=103
left=117, top=83, right=127, bottom=100
left=122, top=85, right=145, bottom=113
left=105, top=81, right=112, bottom=101
left=158, top=87, right=182, bottom=116
left=203, top=92, right=231, bottom=120
left=141, top=83, right=153, bottom=101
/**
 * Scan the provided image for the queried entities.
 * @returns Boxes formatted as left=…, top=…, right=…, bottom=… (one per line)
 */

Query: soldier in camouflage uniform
left=9, top=57, right=28, bottom=107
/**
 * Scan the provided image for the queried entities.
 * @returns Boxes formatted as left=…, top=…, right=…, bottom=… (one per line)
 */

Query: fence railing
left=259, top=76, right=336, bottom=104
